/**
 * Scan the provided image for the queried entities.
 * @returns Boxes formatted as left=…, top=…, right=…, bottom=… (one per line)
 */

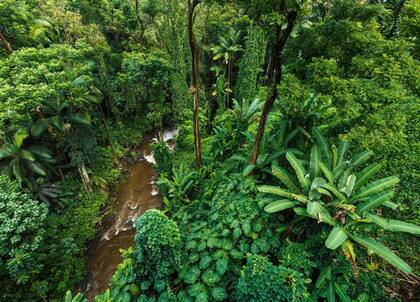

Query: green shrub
left=134, top=210, right=181, bottom=285
left=0, top=176, right=48, bottom=284
left=236, top=255, right=310, bottom=302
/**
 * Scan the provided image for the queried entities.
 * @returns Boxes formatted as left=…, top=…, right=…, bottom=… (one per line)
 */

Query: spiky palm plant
left=259, top=128, right=420, bottom=273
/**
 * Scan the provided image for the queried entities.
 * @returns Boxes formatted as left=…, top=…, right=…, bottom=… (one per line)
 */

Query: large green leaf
left=264, top=200, right=297, bottom=213
left=325, top=227, right=348, bottom=250
left=388, top=220, right=420, bottom=235
left=323, top=183, right=347, bottom=201
left=14, top=128, right=28, bottom=148
left=286, top=152, right=310, bottom=192
left=315, top=266, right=332, bottom=289
left=50, top=115, right=65, bottom=132
left=0, top=148, right=12, bottom=160
left=307, top=201, right=321, bottom=216
left=350, top=150, right=373, bottom=168
left=326, top=280, right=336, bottom=302
left=354, top=163, right=381, bottom=190
left=357, top=191, right=394, bottom=213
left=334, top=283, right=351, bottom=302
left=271, top=164, right=300, bottom=193
left=351, top=234, right=412, bottom=273
left=364, top=212, right=390, bottom=229
left=258, top=186, right=308, bottom=203
left=352, top=176, right=399, bottom=201
left=66, top=113, right=91, bottom=125
left=312, top=127, right=332, bottom=168
left=310, top=145, right=321, bottom=179
left=31, top=119, right=49, bottom=137
left=340, top=174, right=356, bottom=197
left=28, top=162, right=47, bottom=176
left=20, top=149, right=35, bottom=162
left=29, top=146, right=53, bottom=161
left=336, top=141, right=350, bottom=168
left=320, top=162, right=334, bottom=184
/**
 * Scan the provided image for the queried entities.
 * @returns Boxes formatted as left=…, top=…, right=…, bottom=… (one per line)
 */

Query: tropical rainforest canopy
left=0, top=0, right=419, bottom=301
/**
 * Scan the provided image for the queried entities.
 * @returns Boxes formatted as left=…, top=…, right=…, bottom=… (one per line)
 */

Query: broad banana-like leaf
left=334, top=283, right=351, bottom=302
left=326, top=280, right=336, bottom=302
left=29, top=146, right=53, bottom=161
left=12, top=159, right=23, bottom=183
left=31, top=118, right=49, bottom=137
left=264, top=200, right=297, bottom=213
left=20, top=149, right=35, bottom=162
left=14, top=128, right=28, bottom=148
left=315, top=266, right=332, bottom=288
left=66, top=113, right=91, bottom=125
left=28, top=162, right=47, bottom=176
left=271, top=164, right=300, bottom=193
left=286, top=152, right=310, bottom=192
left=323, top=183, right=347, bottom=201
left=310, top=145, right=321, bottom=179
left=242, top=164, right=255, bottom=177
left=307, top=201, right=321, bottom=216
left=350, top=150, right=373, bottom=168
left=351, top=234, right=411, bottom=273
left=388, top=220, right=420, bottom=235
left=383, top=200, right=398, bottom=210
left=325, top=227, right=348, bottom=250
left=320, top=162, right=334, bottom=184
left=354, top=163, right=381, bottom=190
left=357, top=191, right=394, bottom=213
left=336, top=141, right=350, bottom=168
left=333, top=161, right=348, bottom=180
left=284, top=128, right=300, bottom=146
left=318, top=206, right=336, bottom=226
left=51, top=115, right=65, bottom=132
left=364, top=212, right=390, bottom=229
left=307, top=201, right=335, bottom=225
left=332, top=145, right=337, bottom=168
left=340, top=174, right=356, bottom=197
left=312, top=127, right=332, bottom=168
left=0, top=148, right=12, bottom=160
left=258, top=186, right=309, bottom=203
left=352, top=176, right=399, bottom=201
left=294, top=207, right=309, bottom=216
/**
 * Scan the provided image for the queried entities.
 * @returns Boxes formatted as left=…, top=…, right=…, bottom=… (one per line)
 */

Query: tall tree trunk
left=188, top=0, right=202, bottom=169
left=250, top=10, right=298, bottom=165
left=0, top=30, right=12, bottom=54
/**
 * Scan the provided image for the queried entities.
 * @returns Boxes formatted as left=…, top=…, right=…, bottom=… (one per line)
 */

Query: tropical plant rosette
left=259, top=128, right=420, bottom=273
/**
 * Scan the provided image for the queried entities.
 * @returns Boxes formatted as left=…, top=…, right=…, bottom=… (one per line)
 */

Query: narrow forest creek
left=81, top=129, right=177, bottom=300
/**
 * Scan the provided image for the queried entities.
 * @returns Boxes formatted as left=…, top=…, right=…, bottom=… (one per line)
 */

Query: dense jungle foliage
left=0, top=0, right=419, bottom=301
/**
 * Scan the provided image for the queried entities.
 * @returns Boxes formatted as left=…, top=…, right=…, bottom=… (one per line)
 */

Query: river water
left=82, top=130, right=177, bottom=300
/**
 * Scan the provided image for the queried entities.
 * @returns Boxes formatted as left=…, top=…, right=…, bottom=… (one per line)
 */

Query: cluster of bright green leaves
left=260, top=128, right=420, bottom=274
left=236, top=255, right=310, bottom=302
left=0, top=175, right=48, bottom=284
left=0, top=44, right=99, bottom=130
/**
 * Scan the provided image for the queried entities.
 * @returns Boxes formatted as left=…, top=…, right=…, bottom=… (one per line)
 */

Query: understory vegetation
left=0, top=0, right=419, bottom=301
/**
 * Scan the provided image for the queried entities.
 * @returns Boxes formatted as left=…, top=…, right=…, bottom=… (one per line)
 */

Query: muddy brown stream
left=82, top=130, right=177, bottom=300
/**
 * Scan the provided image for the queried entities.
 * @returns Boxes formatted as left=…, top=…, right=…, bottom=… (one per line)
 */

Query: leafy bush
left=134, top=210, right=181, bottom=287
left=236, top=255, right=310, bottom=302
left=0, top=176, right=47, bottom=284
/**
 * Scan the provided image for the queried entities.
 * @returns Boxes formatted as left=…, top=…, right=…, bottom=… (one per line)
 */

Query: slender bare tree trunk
left=188, top=0, right=202, bottom=169
left=250, top=10, right=298, bottom=165
left=0, top=30, right=12, bottom=54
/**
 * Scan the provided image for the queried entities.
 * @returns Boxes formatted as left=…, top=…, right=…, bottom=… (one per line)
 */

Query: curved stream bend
left=83, top=129, right=177, bottom=300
